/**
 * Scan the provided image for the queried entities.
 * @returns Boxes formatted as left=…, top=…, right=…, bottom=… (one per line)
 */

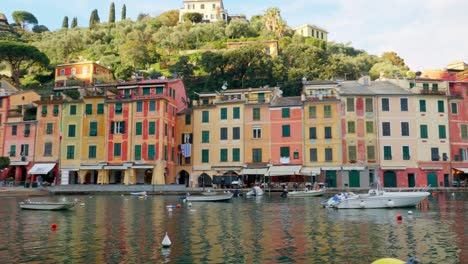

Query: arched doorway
left=198, top=173, right=212, bottom=187
left=144, top=169, right=152, bottom=184
left=177, top=170, right=190, bottom=187
left=383, top=171, right=397, bottom=187
left=85, top=170, right=98, bottom=184
left=223, top=171, right=239, bottom=188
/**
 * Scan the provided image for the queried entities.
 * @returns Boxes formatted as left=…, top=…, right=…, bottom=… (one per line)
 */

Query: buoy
left=162, top=232, right=172, bottom=247
left=51, top=223, right=57, bottom=229
left=387, top=200, right=394, bottom=207
left=176, top=204, right=181, bottom=208
left=182, top=199, right=187, bottom=203
left=432, top=193, right=437, bottom=197
left=168, top=207, right=173, bottom=212
left=360, top=201, right=365, bottom=208
left=396, top=214, right=402, bottom=221
left=408, top=210, right=413, bottom=215
left=79, top=203, right=85, bottom=206
left=188, top=202, right=192, bottom=207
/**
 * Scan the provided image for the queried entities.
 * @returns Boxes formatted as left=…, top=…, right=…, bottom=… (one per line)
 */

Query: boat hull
left=333, top=192, right=430, bottom=209
left=19, top=202, right=76, bottom=210
left=288, top=189, right=325, bottom=197
left=187, top=193, right=234, bottom=202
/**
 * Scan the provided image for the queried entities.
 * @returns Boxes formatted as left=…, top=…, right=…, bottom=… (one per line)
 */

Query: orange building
left=54, top=61, right=114, bottom=89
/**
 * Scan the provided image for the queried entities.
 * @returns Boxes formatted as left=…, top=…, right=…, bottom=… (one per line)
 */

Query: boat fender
left=371, top=258, right=405, bottom=264
left=360, top=201, right=365, bottom=208
left=387, top=200, right=394, bottom=207
left=396, top=214, right=402, bottom=221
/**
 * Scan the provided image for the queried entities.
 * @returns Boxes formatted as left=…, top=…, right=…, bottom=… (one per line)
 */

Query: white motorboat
left=19, top=200, right=76, bottom=210
left=130, top=191, right=147, bottom=196
left=324, top=186, right=430, bottom=209
left=186, top=192, right=234, bottom=202
left=246, top=186, right=264, bottom=196
left=288, top=188, right=326, bottom=197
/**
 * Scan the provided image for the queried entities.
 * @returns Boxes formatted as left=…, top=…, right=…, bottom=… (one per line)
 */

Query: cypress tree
left=121, top=4, right=126, bottom=20
left=109, top=2, right=115, bottom=23
left=62, top=16, right=68, bottom=29
left=89, top=9, right=100, bottom=28
left=71, top=17, right=77, bottom=28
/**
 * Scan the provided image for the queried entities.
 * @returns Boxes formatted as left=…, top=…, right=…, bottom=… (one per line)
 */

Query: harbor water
left=0, top=192, right=467, bottom=263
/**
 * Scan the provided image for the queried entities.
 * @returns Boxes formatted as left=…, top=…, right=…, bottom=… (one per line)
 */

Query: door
left=407, top=173, right=415, bottom=188
left=325, top=171, right=337, bottom=188
left=444, top=174, right=449, bottom=187
left=349, top=170, right=360, bottom=187
left=426, top=172, right=438, bottom=188
left=383, top=171, right=397, bottom=187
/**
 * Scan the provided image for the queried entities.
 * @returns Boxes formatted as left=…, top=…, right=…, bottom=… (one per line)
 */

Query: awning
left=80, top=165, right=103, bottom=170
left=421, top=166, right=442, bottom=170
left=300, top=167, right=321, bottom=175
left=241, top=168, right=268, bottom=175
left=321, top=166, right=341, bottom=170
left=28, top=163, right=56, bottom=174
left=104, top=165, right=129, bottom=170
left=266, top=165, right=302, bottom=176
left=132, top=165, right=154, bottom=169
left=211, top=166, right=243, bottom=171
left=10, top=161, right=29, bottom=166
left=381, top=166, right=406, bottom=170
left=342, top=166, right=366, bottom=171
left=454, top=167, right=468, bottom=173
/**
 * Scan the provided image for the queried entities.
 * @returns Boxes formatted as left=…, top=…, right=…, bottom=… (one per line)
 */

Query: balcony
left=420, top=90, right=446, bottom=95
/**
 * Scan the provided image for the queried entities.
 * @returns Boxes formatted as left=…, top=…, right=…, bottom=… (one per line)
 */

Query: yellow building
left=175, top=108, right=193, bottom=187
left=294, top=24, right=328, bottom=41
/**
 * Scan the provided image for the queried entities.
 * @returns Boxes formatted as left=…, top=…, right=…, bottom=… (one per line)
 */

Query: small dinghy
left=130, top=191, right=147, bottom=196
left=162, top=232, right=172, bottom=247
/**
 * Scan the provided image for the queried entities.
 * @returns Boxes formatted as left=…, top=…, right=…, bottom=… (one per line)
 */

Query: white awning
left=28, top=163, right=56, bottom=174
left=321, top=166, right=342, bottom=170
left=266, top=165, right=302, bottom=176
left=80, top=165, right=103, bottom=170
left=421, top=166, right=443, bottom=170
left=104, top=165, right=129, bottom=170
left=132, top=165, right=154, bottom=169
left=381, top=166, right=407, bottom=170
left=241, top=168, right=268, bottom=175
left=342, top=166, right=366, bottom=171
left=300, top=167, right=321, bottom=175
left=454, top=167, right=468, bottom=173
left=10, top=161, right=29, bottom=166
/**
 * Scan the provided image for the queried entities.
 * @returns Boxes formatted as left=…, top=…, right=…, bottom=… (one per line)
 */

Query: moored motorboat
left=246, top=186, right=264, bottom=196
left=130, top=191, right=147, bottom=196
left=186, top=192, right=234, bottom=202
left=288, top=188, right=325, bottom=197
left=19, top=200, right=76, bottom=210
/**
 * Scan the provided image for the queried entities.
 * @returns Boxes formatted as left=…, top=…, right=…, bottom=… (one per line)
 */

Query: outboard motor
left=281, top=187, right=288, bottom=198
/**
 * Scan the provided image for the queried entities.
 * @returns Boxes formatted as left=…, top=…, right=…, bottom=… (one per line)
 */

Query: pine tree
left=89, top=9, right=100, bottom=29
left=121, top=4, right=127, bottom=20
left=62, top=16, right=68, bottom=29
left=71, top=17, right=77, bottom=28
left=109, top=2, right=115, bottom=23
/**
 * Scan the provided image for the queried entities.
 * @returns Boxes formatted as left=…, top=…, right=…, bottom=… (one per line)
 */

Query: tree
left=62, top=16, right=69, bottom=29
left=89, top=9, right=100, bottom=29
left=32, top=25, right=49, bottom=33
left=0, top=41, right=49, bottom=88
left=153, top=10, right=179, bottom=27
left=71, top=17, right=77, bottom=28
left=381, top=51, right=406, bottom=67
left=121, top=4, right=127, bottom=20
left=183, top=13, right=203, bottom=24
left=225, top=20, right=254, bottom=39
left=263, top=7, right=287, bottom=37
left=0, top=157, right=10, bottom=170
left=109, top=2, right=115, bottom=23
left=12, top=11, right=38, bottom=30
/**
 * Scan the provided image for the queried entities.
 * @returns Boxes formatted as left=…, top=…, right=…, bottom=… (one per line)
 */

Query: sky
left=2, top=0, right=468, bottom=71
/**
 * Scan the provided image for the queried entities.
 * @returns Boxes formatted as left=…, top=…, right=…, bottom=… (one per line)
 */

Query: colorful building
left=175, top=108, right=193, bottom=187
left=54, top=61, right=114, bottom=89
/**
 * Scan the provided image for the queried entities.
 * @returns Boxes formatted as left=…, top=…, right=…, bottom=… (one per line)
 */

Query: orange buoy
left=396, top=214, right=402, bottom=221
left=176, top=204, right=181, bottom=208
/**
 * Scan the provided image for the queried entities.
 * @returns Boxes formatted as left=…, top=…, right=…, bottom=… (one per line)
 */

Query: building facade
left=179, top=0, right=228, bottom=23
left=294, top=24, right=328, bottom=41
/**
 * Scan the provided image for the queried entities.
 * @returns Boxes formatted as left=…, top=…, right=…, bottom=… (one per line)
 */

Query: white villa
left=179, top=0, right=228, bottom=23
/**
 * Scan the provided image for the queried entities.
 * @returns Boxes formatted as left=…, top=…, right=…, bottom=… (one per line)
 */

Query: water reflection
left=0, top=193, right=465, bottom=263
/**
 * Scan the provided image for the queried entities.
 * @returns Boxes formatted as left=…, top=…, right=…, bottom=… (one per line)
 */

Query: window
left=97, top=104, right=104, bottom=114
left=143, top=88, right=150, bottom=95
left=53, top=105, right=59, bottom=115
left=12, top=125, right=17, bottom=136
left=220, top=128, right=227, bottom=140
left=66, top=145, right=74, bottom=159
left=156, top=87, right=163, bottom=94
left=282, top=125, right=291, bottom=137
left=258, top=93, right=265, bottom=103
left=409, top=82, right=415, bottom=88
left=86, top=104, right=93, bottom=115
left=41, top=105, right=47, bottom=116
left=232, top=148, right=240, bottom=162
left=252, top=148, right=262, bottom=162
left=46, top=123, right=53, bottom=134
left=431, top=147, right=439, bottom=161
left=367, top=146, right=375, bottom=160
left=438, top=100, right=445, bottom=113
left=113, top=143, right=121, bottom=157
left=147, top=101, right=154, bottom=112
left=309, top=148, right=317, bottom=162
left=136, top=122, right=142, bottom=136
left=419, top=100, right=426, bottom=112
left=400, top=98, right=408, bottom=111
left=280, top=147, right=290, bottom=158
left=233, top=127, right=240, bottom=140
left=24, top=124, right=30, bottom=137
left=202, top=149, right=209, bottom=163
left=451, top=102, right=458, bottom=114
left=282, top=108, right=290, bottom=118
left=384, top=146, right=392, bottom=160
left=220, top=149, right=228, bottom=162
left=439, top=125, right=446, bottom=139
left=185, top=114, right=191, bottom=125
left=423, top=83, right=429, bottom=91
left=88, top=145, right=97, bottom=159
left=365, top=98, right=373, bottom=112
left=381, top=98, right=389, bottom=111
left=309, top=127, right=317, bottom=139
left=325, top=148, right=333, bottom=162
left=135, top=145, right=141, bottom=160
left=201, top=4, right=205, bottom=9
left=149, top=122, right=156, bottom=135
left=348, top=146, right=357, bottom=161
left=420, top=125, right=428, bottom=139
left=461, top=124, right=468, bottom=139
left=68, top=124, right=76, bottom=137
left=346, top=98, right=355, bottom=112
left=253, top=127, right=261, bottom=139
left=60, top=69, right=65, bottom=76
left=148, top=144, right=156, bottom=160
left=347, top=121, right=356, bottom=133
left=309, top=106, right=316, bottom=118
left=324, top=105, right=332, bottom=118
left=220, top=108, right=227, bottom=120
left=324, top=127, right=332, bottom=139
left=44, top=142, right=52, bottom=156
left=233, top=107, right=240, bottom=119
left=402, top=146, right=410, bottom=160
left=111, top=121, right=125, bottom=134
left=70, top=105, right=77, bottom=115
left=202, top=131, right=209, bottom=143
left=401, top=122, right=409, bottom=136
left=382, top=122, right=391, bottom=136
left=136, top=102, right=143, bottom=112
left=202, top=111, right=209, bottom=123
left=115, top=103, right=123, bottom=115
left=294, top=151, right=299, bottom=159
left=253, top=108, right=260, bottom=120
left=9, top=145, right=16, bottom=157
left=89, top=121, right=98, bottom=136
left=366, top=121, right=374, bottom=133
left=164, top=123, right=168, bottom=136
left=71, top=68, right=76, bottom=76
left=20, top=144, right=29, bottom=156
left=432, top=83, right=438, bottom=91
